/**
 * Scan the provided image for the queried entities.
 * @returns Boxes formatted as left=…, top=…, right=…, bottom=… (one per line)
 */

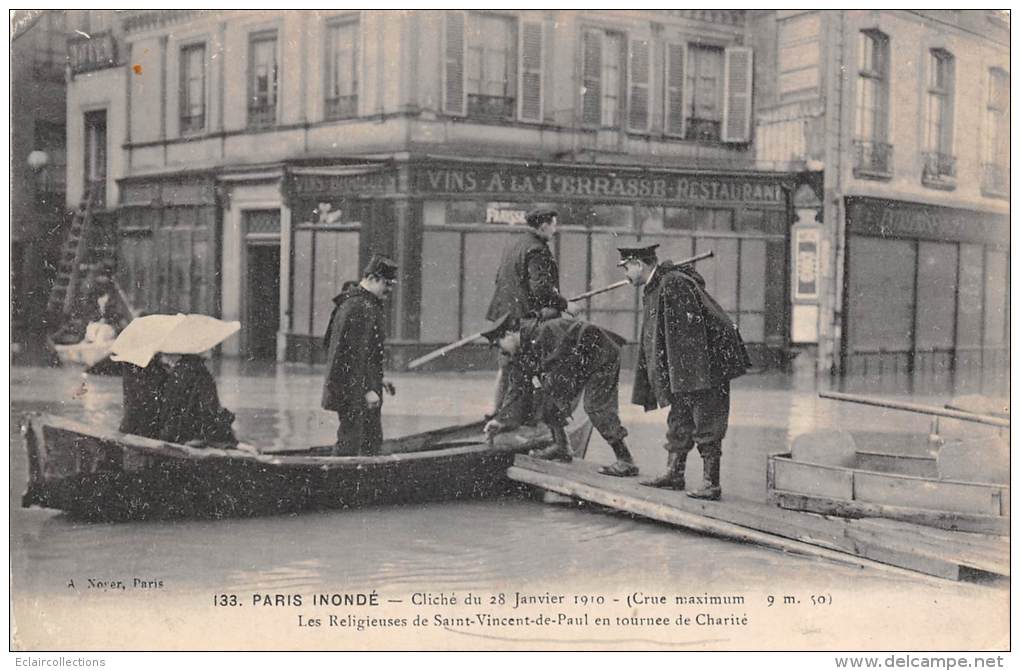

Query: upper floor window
left=581, top=28, right=624, bottom=127
left=466, top=13, right=517, bottom=120
left=853, top=30, right=891, bottom=178
left=83, top=110, right=107, bottom=207
left=179, top=43, right=206, bottom=133
left=922, top=49, right=955, bottom=186
left=442, top=11, right=544, bottom=123
left=248, top=31, right=278, bottom=128
left=983, top=68, right=1009, bottom=196
left=325, top=18, right=359, bottom=120
left=685, top=45, right=724, bottom=140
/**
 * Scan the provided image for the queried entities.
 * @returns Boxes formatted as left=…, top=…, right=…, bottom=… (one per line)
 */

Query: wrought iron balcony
left=325, top=95, right=358, bottom=120
left=466, top=94, right=515, bottom=121
left=247, top=103, right=276, bottom=129
left=684, top=117, right=722, bottom=142
left=921, top=152, right=957, bottom=189
left=982, top=163, right=1009, bottom=198
left=852, top=139, right=893, bottom=179
left=180, top=113, right=206, bottom=134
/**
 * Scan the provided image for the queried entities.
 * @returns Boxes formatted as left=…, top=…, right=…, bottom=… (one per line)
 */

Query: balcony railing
left=180, top=113, right=206, bottom=134
left=853, top=139, right=893, bottom=179
left=921, top=151, right=957, bottom=189
left=684, top=117, right=722, bottom=142
left=982, top=163, right=1009, bottom=197
left=467, top=94, right=515, bottom=121
left=325, top=95, right=358, bottom=120
left=247, top=103, right=276, bottom=129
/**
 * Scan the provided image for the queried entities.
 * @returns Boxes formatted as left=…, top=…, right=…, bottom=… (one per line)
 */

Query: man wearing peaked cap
left=482, top=314, right=638, bottom=476
left=618, top=244, right=751, bottom=500
left=321, top=253, right=399, bottom=455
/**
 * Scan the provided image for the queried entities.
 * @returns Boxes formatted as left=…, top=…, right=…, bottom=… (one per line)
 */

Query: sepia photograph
left=8, top=8, right=1011, bottom=659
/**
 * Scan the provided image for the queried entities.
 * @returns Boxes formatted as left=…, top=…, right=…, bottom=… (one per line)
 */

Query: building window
left=248, top=31, right=278, bottom=128
left=83, top=110, right=107, bottom=207
left=983, top=68, right=1009, bottom=197
left=853, top=30, right=891, bottom=178
left=581, top=28, right=624, bottom=128
left=922, top=50, right=955, bottom=187
left=325, top=19, right=359, bottom=120
left=684, top=45, right=724, bottom=141
left=179, top=43, right=206, bottom=133
left=465, top=13, right=517, bottom=121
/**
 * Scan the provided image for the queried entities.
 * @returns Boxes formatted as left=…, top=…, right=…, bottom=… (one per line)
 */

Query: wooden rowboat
left=21, top=413, right=593, bottom=521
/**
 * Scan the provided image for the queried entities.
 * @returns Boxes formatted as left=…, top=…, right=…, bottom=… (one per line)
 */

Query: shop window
left=853, top=30, right=891, bottom=178
left=248, top=31, right=278, bottom=128
left=664, top=207, right=693, bottom=230
left=922, top=50, right=955, bottom=187
left=982, top=68, right=1009, bottom=197
left=635, top=206, right=664, bottom=233
left=324, top=18, right=359, bottom=120
left=179, top=43, right=206, bottom=133
left=664, top=208, right=732, bottom=231
left=559, top=203, right=632, bottom=229
left=446, top=200, right=488, bottom=224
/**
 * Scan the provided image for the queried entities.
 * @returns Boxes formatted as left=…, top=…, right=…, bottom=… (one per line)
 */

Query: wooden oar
left=568, top=250, right=715, bottom=301
left=819, top=391, right=1010, bottom=428
left=407, top=330, right=486, bottom=370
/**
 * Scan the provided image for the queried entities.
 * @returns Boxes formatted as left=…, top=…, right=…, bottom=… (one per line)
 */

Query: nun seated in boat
left=156, top=352, right=238, bottom=448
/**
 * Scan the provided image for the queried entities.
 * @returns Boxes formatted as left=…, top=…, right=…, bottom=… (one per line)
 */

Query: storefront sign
left=287, top=168, right=396, bottom=198
left=847, top=197, right=1008, bottom=247
left=793, top=228, right=819, bottom=301
left=414, top=165, right=786, bottom=206
left=68, top=32, right=118, bottom=74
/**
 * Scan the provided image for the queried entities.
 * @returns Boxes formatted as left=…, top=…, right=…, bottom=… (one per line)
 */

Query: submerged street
left=9, top=361, right=1009, bottom=650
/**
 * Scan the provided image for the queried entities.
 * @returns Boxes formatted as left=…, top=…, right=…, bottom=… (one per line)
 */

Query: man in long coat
left=321, top=255, right=397, bottom=456
left=482, top=314, right=638, bottom=476
left=619, top=245, right=751, bottom=500
left=485, top=208, right=572, bottom=425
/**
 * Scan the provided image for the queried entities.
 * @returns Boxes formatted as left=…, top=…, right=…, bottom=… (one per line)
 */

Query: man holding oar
left=481, top=313, right=638, bottom=476
left=619, top=245, right=751, bottom=500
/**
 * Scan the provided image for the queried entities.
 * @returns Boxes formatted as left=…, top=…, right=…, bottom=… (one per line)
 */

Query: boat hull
left=22, top=414, right=593, bottom=521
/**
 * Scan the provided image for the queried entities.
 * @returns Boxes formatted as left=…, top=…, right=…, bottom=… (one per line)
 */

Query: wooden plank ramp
left=508, top=456, right=1009, bottom=581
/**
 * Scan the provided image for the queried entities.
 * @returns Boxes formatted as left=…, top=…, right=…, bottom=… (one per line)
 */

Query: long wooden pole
left=406, top=330, right=486, bottom=370
left=819, top=391, right=1010, bottom=428
left=568, top=249, right=714, bottom=302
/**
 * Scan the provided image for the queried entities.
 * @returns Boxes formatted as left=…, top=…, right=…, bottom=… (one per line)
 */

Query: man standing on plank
left=619, top=245, right=751, bottom=500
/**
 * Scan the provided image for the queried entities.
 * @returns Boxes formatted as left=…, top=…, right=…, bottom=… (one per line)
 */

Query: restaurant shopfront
left=283, top=158, right=795, bottom=369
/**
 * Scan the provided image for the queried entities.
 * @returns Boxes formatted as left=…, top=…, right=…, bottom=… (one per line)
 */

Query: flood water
left=9, top=361, right=1009, bottom=651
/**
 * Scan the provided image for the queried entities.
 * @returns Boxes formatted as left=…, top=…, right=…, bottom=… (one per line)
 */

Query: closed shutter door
left=581, top=30, right=602, bottom=126
left=628, top=38, right=650, bottom=131
left=665, top=43, right=686, bottom=136
left=722, top=46, right=753, bottom=142
left=444, top=11, right=466, bottom=115
left=518, top=21, right=543, bottom=122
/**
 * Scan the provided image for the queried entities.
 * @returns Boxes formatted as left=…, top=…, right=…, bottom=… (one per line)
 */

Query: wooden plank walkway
left=508, top=456, right=1009, bottom=581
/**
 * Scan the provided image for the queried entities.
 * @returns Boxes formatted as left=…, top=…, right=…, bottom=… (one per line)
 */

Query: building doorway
left=244, top=242, right=281, bottom=360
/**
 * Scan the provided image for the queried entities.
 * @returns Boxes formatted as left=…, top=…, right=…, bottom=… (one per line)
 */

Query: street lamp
left=27, top=149, right=49, bottom=172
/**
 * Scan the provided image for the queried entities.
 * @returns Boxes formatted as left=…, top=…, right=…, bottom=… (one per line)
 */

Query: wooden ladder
left=46, top=182, right=100, bottom=321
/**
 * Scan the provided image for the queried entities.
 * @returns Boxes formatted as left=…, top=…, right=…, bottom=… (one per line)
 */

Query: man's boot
left=639, top=451, right=685, bottom=490
left=599, top=439, right=639, bottom=477
left=529, top=425, right=572, bottom=462
left=687, top=453, right=721, bottom=501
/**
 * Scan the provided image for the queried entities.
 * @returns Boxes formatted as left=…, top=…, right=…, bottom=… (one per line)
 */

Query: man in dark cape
left=321, top=256, right=397, bottom=456
left=482, top=315, right=638, bottom=476
left=620, top=245, right=751, bottom=500
left=119, top=359, right=168, bottom=439
left=485, top=208, right=572, bottom=424
left=157, top=354, right=237, bottom=446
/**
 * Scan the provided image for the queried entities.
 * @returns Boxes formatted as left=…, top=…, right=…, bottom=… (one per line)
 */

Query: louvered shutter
left=581, top=30, right=601, bottom=126
left=443, top=11, right=466, bottom=116
left=518, top=20, right=543, bottom=122
left=665, top=43, right=686, bottom=136
left=722, top=46, right=753, bottom=142
left=627, top=38, right=650, bottom=132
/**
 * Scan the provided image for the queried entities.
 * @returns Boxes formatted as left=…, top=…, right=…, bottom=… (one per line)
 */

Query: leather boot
left=640, top=451, right=685, bottom=490
left=530, top=425, right=572, bottom=462
left=599, top=439, right=639, bottom=477
left=687, top=453, right=721, bottom=501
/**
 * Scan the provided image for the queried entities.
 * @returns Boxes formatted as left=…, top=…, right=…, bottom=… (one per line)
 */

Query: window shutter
left=581, top=30, right=602, bottom=126
left=518, top=20, right=543, bottom=122
left=443, top=11, right=466, bottom=116
left=627, top=38, right=650, bottom=132
left=665, top=43, right=686, bottom=136
left=722, top=46, right=753, bottom=142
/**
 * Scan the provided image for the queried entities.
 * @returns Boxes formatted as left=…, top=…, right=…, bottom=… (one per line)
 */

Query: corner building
left=68, top=10, right=800, bottom=366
